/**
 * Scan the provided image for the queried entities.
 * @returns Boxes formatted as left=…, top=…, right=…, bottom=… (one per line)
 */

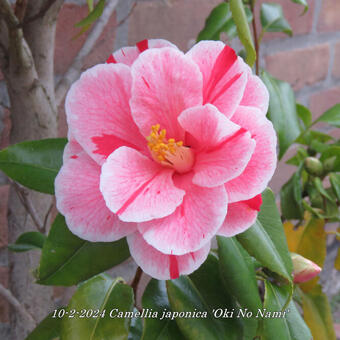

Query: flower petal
left=66, top=63, right=146, bottom=165
left=127, top=231, right=211, bottom=280
left=218, top=194, right=262, bottom=237
left=178, top=104, right=241, bottom=150
left=100, top=146, right=185, bottom=223
left=55, top=151, right=136, bottom=242
left=240, top=74, right=269, bottom=115
left=106, top=39, right=178, bottom=66
left=186, top=40, right=249, bottom=118
left=130, top=47, right=203, bottom=140
left=226, top=106, right=277, bottom=202
left=138, top=173, right=227, bottom=255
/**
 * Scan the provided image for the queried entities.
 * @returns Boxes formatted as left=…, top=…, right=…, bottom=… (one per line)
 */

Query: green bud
left=304, top=157, right=323, bottom=176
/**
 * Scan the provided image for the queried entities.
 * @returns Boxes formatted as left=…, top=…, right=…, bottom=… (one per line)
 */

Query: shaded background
left=1, top=0, right=340, bottom=338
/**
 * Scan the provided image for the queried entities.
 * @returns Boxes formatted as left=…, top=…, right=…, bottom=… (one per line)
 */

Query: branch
left=131, top=266, right=143, bottom=301
left=55, top=0, right=119, bottom=106
left=0, top=283, right=37, bottom=327
left=23, top=0, right=59, bottom=26
left=0, top=0, right=20, bottom=29
left=10, top=179, right=44, bottom=233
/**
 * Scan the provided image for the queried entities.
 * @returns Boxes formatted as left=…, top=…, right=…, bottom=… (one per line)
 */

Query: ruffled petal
left=186, top=40, right=249, bottom=118
left=226, top=106, right=277, bottom=202
left=218, top=194, right=262, bottom=237
left=66, top=63, right=146, bottom=165
left=127, top=232, right=211, bottom=280
left=240, top=74, right=269, bottom=115
left=130, top=47, right=203, bottom=140
left=100, top=147, right=185, bottom=223
left=107, top=39, right=178, bottom=66
left=138, top=173, right=227, bottom=255
left=55, top=151, right=136, bottom=242
left=178, top=104, right=241, bottom=151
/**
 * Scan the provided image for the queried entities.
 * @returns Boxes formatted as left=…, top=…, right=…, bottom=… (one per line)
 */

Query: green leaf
left=197, top=3, right=252, bottom=41
left=87, top=0, right=94, bottom=11
left=26, top=308, right=63, bottom=340
left=217, top=236, right=262, bottom=314
left=320, top=146, right=340, bottom=171
left=61, top=274, right=134, bottom=340
left=0, top=138, right=67, bottom=194
left=300, top=284, right=336, bottom=340
left=166, top=276, right=240, bottom=340
left=128, top=308, right=143, bottom=340
left=280, top=164, right=304, bottom=220
left=260, top=3, right=292, bottom=36
left=296, top=103, right=312, bottom=129
left=290, top=0, right=309, bottom=14
left=263, top=282, right=312, bottom=340
left=8, top=231, right=46, bottom=252
left=313, top=177, right=335, bottom=202
left=230, top=0, right=256, bottom=66
left=315, top=103, right=340, bottom=128
left=286, top=147, right=308, bottom=166
left=237, top=189, right=293, bottom=283
left=330, top=173, right=340, bottom=201
left=75, top=0, right=105, bottom=27
left=38, top=214, right=130, bottom=286
left=141, top=279, right=184, bottom=340
left=296, top=130, right=333, bottom=146
left=261, top=71, right=301, bottom=159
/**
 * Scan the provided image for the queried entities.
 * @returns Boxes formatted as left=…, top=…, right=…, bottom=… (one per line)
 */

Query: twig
left=0, top=283, right=37, bottom=327
left=250, top=0, right=259, bottom=75
left=43, top=202, right=54, bottom=231
left=116, top=1, right=137, bottom=27
left=22, top=0, right=58, bottom=26
left=131, top=267, right=143, bottom=301
left=10, top=179, right=44, bottom=233
left=55, top=0, right=119, bottom=106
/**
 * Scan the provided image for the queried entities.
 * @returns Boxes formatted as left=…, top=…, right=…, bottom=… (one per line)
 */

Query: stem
left=250, top=0, right=259, bottom=75
left=131, top=267, right=143, bottom=301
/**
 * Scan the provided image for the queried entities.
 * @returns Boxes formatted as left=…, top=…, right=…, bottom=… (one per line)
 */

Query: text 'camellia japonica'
left=55, top=39, right=277, bottom=280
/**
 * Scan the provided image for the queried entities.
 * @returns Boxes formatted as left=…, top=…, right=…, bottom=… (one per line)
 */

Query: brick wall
left=1, top=0, right=340, bottom=337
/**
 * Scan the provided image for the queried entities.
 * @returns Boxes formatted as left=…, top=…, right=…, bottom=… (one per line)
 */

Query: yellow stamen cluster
left=146, top=124, right=183, bottom=162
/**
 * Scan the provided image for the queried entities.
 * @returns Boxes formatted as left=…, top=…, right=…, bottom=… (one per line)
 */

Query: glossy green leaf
left=0, top=138, right=67, bottom=194
left=87, top=0, right=94, bottom=11
left=217, top=236, right=261, bottom=313
left=313, top=177, right=335, bottom=202
left=26, top=308, right=63, bottom=340
left=8, top=231, right=46, bottom=252
left=320, top=146, right=340, bottom=171
left=315, top=103, right=340, bottom=128
left=197, top=3, right=252, bottom=41
left=263, top=282, right=312, bottom=340
left=166, top=276, right=240, bottom=340
left=237, top=189, right=293, bottom=283
left=296, top=103, right=312, bottom=129
left=61, top=274, right=134, bottom=340
left=290, top=0, right=308, bottom=14
left=230, top=0, right=255, bottom=66
left=128, top=308, right=143, bottom=340
left=142, top=279, right=184, bottom=340
left=38, top=214, right=130, bottom=286
left=286, top=148, right=308, bottom=166
left=301, top=284, right=336, bottom=340
left=330, top=173, right=340, bottom=201
left=261, top=71, right=301, bottom=159
left=190, top=254, right=244, bottom=339
left=260, top=3, right=292, bottom=36
left=296, top=130, right=333, bottom=146
left=75, top=0, right=105, bottom=27
left=280, top=164, right=304, bottom=220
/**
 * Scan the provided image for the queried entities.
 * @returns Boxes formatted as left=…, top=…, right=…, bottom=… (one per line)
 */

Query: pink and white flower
left=55, top=39, right=277, bottom=280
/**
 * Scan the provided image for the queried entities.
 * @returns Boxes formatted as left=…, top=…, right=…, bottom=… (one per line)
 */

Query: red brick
left=332, top=41, right=340, bottom=78
left=55, top=4, right=116, bottom=75
left=0, top=266, right=9, bottom=323
left=266, top=44, right=329, bottom=91
left=0, top=185, right=9, bottom=249
left=128, top=0, right=221, bottom=51
left=309, top=86, right=340, bottom=120
left=255, top=0, right=314, bottom=41
left=317, top=0, right=340, bottom=32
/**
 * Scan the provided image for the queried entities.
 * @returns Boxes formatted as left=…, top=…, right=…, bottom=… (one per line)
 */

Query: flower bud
left=291, top=253, right=321, bottom=283
left=304, top=157, right=323, bottom=176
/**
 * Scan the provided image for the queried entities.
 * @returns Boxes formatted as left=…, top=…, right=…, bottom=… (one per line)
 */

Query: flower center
left=146, top=124, right=195, bottom=173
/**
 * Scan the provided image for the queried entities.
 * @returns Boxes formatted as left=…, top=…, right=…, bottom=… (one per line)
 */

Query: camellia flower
left=55, top=39, right=277, bottom=280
